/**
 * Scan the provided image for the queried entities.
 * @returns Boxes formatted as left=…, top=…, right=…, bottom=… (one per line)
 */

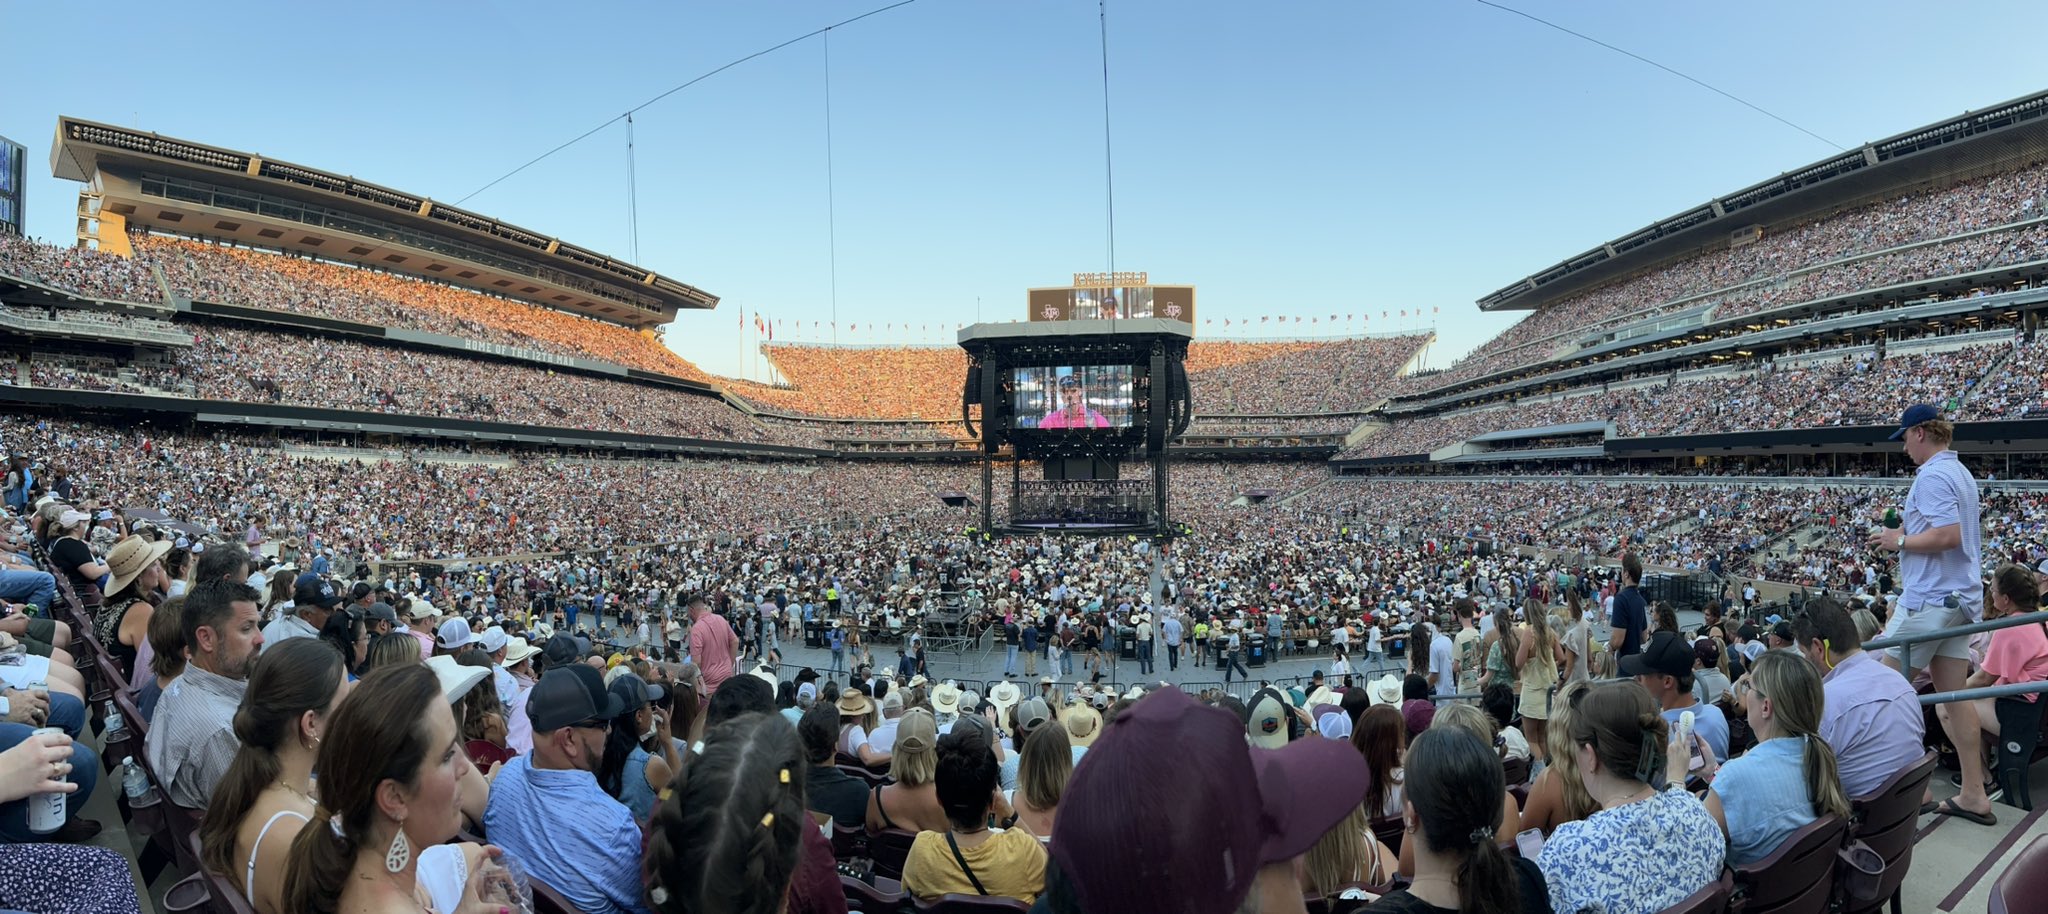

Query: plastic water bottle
left=121, top=757, right=149, bottom=801
left=103, top=706, right=127, bottom=746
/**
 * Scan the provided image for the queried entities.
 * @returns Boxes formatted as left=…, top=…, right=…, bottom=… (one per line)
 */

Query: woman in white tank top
left=195, top=639, right=352, bottom=914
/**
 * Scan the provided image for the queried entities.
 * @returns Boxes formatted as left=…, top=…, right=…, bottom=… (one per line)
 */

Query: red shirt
left=788, top=822, right=850, bottom=914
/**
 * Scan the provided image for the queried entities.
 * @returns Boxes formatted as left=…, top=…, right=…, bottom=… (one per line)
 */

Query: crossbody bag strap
left=944, top=831, right=990, bottom=896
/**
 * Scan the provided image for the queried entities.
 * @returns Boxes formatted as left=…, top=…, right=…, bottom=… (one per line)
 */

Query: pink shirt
left=1982, top=616, right=2048, bottom=702
left=407, top=628, right=435, bottom=661
left=1039, top=408, right=1109, bottom=429
left=690, top=612, right=739, bottom=695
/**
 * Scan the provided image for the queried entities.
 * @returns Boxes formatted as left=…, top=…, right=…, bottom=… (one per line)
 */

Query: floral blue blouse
left=1537, top=786, right=1725, bottom=914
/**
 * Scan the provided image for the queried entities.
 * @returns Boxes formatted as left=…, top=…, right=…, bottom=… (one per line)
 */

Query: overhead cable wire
left=456, top=0, right=922, bottom=205
left=1099, top=0, right=1117, bottom=279
left=825, top=30, right=839, bottom=343
left=1473, top=0, right=1844, bottom=151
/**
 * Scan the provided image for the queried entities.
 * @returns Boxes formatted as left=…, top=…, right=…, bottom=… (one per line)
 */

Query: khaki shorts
left=1882, top=601, right=1973, bottom=668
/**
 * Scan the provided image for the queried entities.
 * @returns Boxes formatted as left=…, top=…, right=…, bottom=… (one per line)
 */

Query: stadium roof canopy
left=1479, top=90, right=2048, bottom=313
left=49, top=117, right=716, bottom=328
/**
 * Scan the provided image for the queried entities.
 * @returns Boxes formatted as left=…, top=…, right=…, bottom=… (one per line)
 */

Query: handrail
left=1918, top=679, right=2048, bottom=706
left=1863, top=609, right=2048, bottom=651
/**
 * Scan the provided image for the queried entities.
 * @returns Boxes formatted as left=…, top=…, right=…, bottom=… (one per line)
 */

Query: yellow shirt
left=902, top=828, right=1047, bottom=905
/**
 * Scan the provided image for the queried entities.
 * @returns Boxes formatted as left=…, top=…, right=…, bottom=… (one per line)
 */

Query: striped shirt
left=1902, top=450, right=1981, bottom=619
left=145, top=665, right=247, bottom=808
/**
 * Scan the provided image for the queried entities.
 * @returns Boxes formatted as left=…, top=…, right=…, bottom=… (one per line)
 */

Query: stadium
left=1, top=32, right=2047, bottom=914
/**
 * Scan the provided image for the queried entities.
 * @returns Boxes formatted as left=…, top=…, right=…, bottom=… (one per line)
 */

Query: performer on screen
left=1040, top=374, right=1110, bottom=429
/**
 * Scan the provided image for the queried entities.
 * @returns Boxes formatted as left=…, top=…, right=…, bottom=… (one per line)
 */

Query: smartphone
left=1515, top=827, right=1546, bottom=859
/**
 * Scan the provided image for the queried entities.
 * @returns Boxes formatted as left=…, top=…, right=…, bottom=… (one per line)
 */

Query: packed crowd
left=1182, top=336, right=1429, bottom=414
left=1348, top=337, right=2016, bottom=458
left=756, top=415, right=972, bottom=443
left=1184, top=414, right=1365, bottom=437
left=133, top=236, right=714, bottom=382
left=0, top=304, right=182, bottom=340
left=20, top=324, right=803, bottom=448
left=743, top=336, right=1429, bottom=423
left=0, top=418, right=987, bottom=563
left=0, top=403, right=2040, bottom=914
left=1402, top=161, right=2048, bottom=394
left=1962, top=332, right=2048, bottom=419
left=1297, top=472, right=2048, bottom=596
left=743, top=347, right=971, bottom=420
left=0, top=235, right=161, bottom=304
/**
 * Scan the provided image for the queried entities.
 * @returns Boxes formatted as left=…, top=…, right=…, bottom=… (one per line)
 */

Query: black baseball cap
left=1058, top=374, right=1080, bottom=388
left=527, top=664, right=625, bottom=732
left=1620, top=630, right=1694, bottom=679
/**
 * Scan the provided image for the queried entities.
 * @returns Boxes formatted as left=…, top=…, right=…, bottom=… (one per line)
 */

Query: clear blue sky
left=7, top=1, right=2044, bottom=381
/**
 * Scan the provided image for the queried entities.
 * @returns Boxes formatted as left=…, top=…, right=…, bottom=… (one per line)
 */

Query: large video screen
left=1027, top=285, right=1196, bottom=325
left=1012, top=365, right=1135, bottom=429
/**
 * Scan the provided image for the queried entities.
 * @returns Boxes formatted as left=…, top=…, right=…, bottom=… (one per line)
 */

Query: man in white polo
left=1867, top=403, right=1991, bottom=826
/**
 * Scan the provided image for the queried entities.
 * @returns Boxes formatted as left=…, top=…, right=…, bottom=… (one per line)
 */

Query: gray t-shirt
left=1564, top=620, right=1591, bottom=683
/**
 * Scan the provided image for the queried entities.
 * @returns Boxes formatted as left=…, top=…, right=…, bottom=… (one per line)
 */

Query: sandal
left=1921, top=797, right=1997, bottom=826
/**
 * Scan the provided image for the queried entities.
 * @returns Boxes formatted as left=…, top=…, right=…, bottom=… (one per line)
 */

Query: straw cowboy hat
left=836, top=690, right=874, bottom=717
left=932, top=682, right=963, bottom=716
left=1064, top=701, right=1104, bottom=748
left=105, top=536, right=172, bottom=598
left=1304, top=685, right=1337, bottom=709
left=989, top=681, right=1022, bottom=717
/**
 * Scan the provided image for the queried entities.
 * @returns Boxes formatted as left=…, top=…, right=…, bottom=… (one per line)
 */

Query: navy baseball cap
left=293, top=572, right=342, bottom=610
left=1889, top=403, right=1942, bottom=440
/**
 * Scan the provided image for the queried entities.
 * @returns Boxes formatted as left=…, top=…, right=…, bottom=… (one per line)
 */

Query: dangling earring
left=384, top=820, right=412, bottom=873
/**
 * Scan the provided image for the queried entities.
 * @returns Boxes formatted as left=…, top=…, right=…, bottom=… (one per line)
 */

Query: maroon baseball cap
left=1250, top=724, right=1372, bottom=865
left=1051, top=687, right=1368, bottom=914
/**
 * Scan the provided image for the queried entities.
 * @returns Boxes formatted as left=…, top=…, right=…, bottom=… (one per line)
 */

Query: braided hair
left=645, top=712, right=808, bottom=914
